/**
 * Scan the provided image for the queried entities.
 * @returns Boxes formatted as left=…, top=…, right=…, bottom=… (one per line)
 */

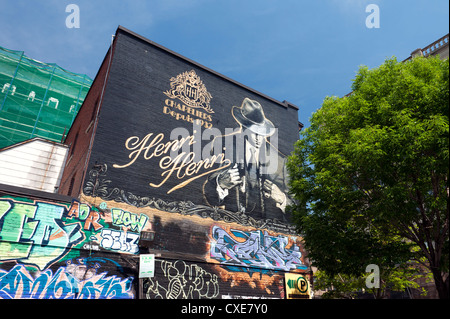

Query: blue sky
left=0, top=0, right=448, bottom=128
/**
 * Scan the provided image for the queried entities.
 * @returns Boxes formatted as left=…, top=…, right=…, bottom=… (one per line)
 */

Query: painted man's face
left=249, top=133, right=263, bottom=149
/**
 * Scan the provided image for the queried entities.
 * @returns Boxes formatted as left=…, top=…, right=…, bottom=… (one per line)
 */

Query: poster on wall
left=139, top=254, right=155, bottom=278
left=82, top=31, right=299, bottom=234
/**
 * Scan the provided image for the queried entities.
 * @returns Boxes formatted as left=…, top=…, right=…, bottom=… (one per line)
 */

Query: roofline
left=0, top=45, right=93, bottom=82
left=116, top=25, right=299, bottom=111
left=0, top=137, right=69, bottom=152
left=0, top=182, right=76, bottom=204
left=62, top=34, right=117, bottom=144
left=403, top=33, right=449, bottom=62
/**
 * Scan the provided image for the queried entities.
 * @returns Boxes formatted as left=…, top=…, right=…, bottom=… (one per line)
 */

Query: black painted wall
left=83, top=28, right=299, bottom=233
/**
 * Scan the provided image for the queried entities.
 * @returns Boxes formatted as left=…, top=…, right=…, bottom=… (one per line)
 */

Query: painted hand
left=217, top=167, right=242, bottom=190
left=263, top=180, right=285, bottom=204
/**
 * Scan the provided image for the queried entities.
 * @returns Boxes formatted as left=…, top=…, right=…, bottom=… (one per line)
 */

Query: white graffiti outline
left=210, top=226, right=307, bottom=271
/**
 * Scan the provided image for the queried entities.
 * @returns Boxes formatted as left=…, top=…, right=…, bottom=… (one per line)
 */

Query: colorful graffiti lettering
left=144, top=260, right=219, bottom=299
left=0, top=260, right=134, bottom=299
left=0, top=197, right=150, bottom=268
left=100, top=229, right=139, bottom=254
left=0, top=199, right=84, bottom=270
left=111, top=208, right=149, bottom=232
left=0, top=197, right=145, bottom=299
left=209, top=226, right=307, bottom=272
left=67, top=200, right=103, bottom=231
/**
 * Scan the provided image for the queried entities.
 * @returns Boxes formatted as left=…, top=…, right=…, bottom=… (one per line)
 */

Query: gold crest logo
left=164, top=70, right=214, bottom=113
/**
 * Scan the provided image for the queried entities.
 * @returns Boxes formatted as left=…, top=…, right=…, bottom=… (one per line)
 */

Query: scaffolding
left=0, top=45, right=93, bottom=149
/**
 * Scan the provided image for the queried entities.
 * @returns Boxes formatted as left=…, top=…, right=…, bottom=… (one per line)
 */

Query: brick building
left=1, top=26, right=310, bottom=299
left=2, top=27, right=447, bottom=301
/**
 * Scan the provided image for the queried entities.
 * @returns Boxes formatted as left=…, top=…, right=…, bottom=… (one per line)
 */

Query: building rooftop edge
left=0, top=182, right=75, bottom=203
left=116, top=25, right=299, bottom=111
left=0, top=137, right=69, bottom=152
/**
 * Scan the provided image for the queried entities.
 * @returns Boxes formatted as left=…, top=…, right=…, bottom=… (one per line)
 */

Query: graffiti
left=111, top=208, right=149, bottom=232
left=214, top=264, right=284, bottom=296
left=0, top=196, right=143, bottom=299
left=209, top=226, right=307, bottom=272
left=144, top=260, right=219, bottom=299
left=1, top=197, right=154, bottom=267
left=83, top=242, right=101, bottom=251
left=67, top=200, right=103, bottom=231
left=0, top=199, right=84, bottom=270
left=100, top=229, right=139, bottom=254
left=0, top=259, right=134, bottom=299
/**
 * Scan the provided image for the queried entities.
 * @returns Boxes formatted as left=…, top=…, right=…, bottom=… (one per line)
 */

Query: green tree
left=287, top=56, right=449, bottom=298
left=314, top=261, right=430, bottom=299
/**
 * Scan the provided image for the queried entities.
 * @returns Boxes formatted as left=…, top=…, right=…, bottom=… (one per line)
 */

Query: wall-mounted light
left=139, top=230, right=155, bottom=248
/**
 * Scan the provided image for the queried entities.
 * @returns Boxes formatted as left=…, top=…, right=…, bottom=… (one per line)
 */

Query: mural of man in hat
left=203, top=98, right=293, bottom=221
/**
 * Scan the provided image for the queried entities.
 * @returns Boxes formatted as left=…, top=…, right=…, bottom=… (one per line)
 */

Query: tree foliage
left=287, top=56, right=449, bottom=298
left=314, top=263, right=429, bottom=299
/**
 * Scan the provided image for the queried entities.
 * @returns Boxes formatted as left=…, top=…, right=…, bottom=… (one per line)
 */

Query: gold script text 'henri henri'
left=112, top=132, right=231, bottom=194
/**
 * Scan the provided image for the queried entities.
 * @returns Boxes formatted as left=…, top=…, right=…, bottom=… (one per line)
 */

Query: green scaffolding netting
left=0, top=45, right=93, bottom=149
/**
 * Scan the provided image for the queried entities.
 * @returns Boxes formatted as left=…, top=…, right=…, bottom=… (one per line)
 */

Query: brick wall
left=54, top=26, right=309, bottom=300
left=0, top=187, right=139, bottom=299
left=58, top=40, right=116, bottom=198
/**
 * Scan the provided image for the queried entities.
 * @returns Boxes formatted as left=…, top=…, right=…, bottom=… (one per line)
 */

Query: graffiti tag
left=111, top=208, right=148, bottom=232
left=0, top=262, right=133, bottom=299
left=144, top=260, right=219, bottom=299
left=100, top=229, right=139, bottom=254
left=0, top=199, right=84, bottom=270
left=67, top=200, right=103, bottom=231
left=210, top=226, right=307, bottom=272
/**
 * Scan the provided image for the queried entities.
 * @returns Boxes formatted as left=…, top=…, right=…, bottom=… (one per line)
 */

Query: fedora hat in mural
left=232, top=98, right=276, bottom=136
